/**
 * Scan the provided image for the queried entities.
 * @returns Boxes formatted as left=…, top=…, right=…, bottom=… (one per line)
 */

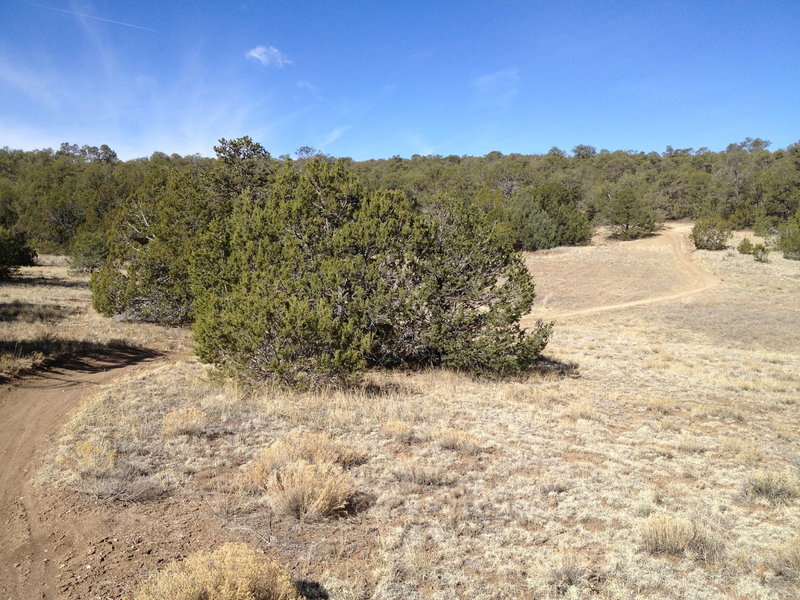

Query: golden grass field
left=2, top=224, right=799, bottom=599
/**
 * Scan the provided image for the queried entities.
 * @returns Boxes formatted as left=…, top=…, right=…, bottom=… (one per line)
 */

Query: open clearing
left=1, top=224, right=799, bottom=599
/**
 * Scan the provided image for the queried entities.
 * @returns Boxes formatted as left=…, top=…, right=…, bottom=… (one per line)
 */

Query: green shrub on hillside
left=507, top=182, right=592, bottom=251
left=752, top=243, right=770, bottom=263
left=691, top=217, right=731, bottom=250
left=737, top=237, right=754, bottom=255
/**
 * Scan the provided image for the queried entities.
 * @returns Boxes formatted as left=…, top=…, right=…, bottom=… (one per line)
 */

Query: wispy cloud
left=471, top=69, right=519, bottom=108
left=29, top=3, right=156, bottom=32
left=297, top=80, right=321, bottom=100
left=246, top=45, right=291, bottom=67
left=317, top=125, right=350, bottom=149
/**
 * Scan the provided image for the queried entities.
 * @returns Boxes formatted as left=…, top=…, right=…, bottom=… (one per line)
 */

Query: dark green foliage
left=192, top=156, right=551, bottom=387
left=602, top=175, right=660, bottom=240
left=68, top=230, right=109, bottom=273
left=737, top=237, right=754, bottom=255
left=0, top=226, right=36, bottom=279
left=91, top=169, right=208, bottom=324
left=778, top=212, right=800, bottom=260
left=506, top=182, right=591, bottom=251
left=691, top=217, right=732, bottom=250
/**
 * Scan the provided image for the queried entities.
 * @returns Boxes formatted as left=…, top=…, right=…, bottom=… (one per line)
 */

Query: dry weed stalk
left=68, top=439, right=118, bottom=476
left=241, top=431, right=364, bottom=492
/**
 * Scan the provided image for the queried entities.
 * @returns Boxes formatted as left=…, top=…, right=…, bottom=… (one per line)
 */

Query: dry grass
left=743, top=472, right=800, bottom=505
left=162, top=407, right=210, bottom=437
left=640, top=514, right=725, bottom=562
left=380, top=419, right=415, bottom=443
left=241, top=431, right=365, bottom=492
left=133, top=542, right=301, bottom=600
left=766, top=538, right=800, bottom=580
left=436, top=427, right=483, bottom=454
left=264, top=460, right=357, bottom=520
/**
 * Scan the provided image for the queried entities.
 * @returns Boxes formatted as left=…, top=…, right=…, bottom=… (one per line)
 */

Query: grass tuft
left=766, top=537, right=800, bottom=580
left=743, top=471, right=799, bottom=504
left=640, top=514, right=724, bottom=562
left=133, top=542, right=302, bottom=600
left=161, top=407, right=209, bottom=437
left=264, top=460, right=357, bottom=520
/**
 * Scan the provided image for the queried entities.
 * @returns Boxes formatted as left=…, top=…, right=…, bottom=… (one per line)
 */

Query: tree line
left=2, top=138, right=799, bottom=259
left=1, top=137, right=798, bottom=385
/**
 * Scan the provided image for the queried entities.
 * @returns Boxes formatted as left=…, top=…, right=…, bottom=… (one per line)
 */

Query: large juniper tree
left=192, top=154, right=551, bottom=387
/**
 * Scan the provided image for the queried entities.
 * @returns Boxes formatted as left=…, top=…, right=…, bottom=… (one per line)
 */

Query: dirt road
left=0, top=350, right=160, bottom=600
left=524, top=223, right=719, bottom=321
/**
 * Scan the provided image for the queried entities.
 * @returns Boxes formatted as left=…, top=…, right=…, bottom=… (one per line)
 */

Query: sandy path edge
left=0, top=351, right=162, bottom=600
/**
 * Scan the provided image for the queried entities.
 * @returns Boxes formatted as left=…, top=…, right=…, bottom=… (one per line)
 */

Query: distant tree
left=572, top=144, right=597, bottom=159
left=602, top=175, right=660, bottom=239
left=68, top=230, right=109, bottom=273
left=507, top=182, right=591, bottom=250
left=691, top=217, right=732, bottom=250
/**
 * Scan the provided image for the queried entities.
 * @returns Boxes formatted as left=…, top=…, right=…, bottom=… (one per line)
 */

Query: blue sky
left=2, top=1, right=799, bottom=160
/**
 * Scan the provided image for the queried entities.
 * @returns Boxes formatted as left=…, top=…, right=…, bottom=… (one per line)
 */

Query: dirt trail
left=0, top=350, right=161, bottom=600
left=525, top=223, right=719, bottom=321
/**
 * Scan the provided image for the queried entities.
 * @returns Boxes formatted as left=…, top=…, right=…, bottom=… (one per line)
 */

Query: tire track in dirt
left=523, top=223, right=719, bottom=322
left=0, top=350, right=161, bottom=600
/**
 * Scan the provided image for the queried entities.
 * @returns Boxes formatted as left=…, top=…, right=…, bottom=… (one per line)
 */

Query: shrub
left=193, top=155, right=551, bottom=387
left=752, top=243, right=770, bottom=263
left=264, top=460, right=356, bottom=520
left=0, top=226, right=36, bottom=279
left=68, top=230, right=109, bottom=273
left=133, top=542, right=301, bottom=600
left=639, top=514, right=724, bottom=562
left=691, top=217, right=731, bottom=250
left=737, top=237, right=754, bottom=255
left=778, top=214, right=800, bottom=260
